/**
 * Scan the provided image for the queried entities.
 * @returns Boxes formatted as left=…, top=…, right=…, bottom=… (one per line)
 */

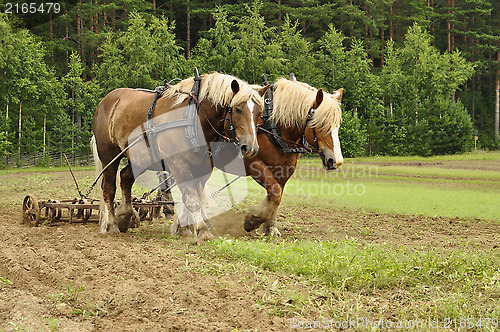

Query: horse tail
left=90, top=135, right=103, bottom=187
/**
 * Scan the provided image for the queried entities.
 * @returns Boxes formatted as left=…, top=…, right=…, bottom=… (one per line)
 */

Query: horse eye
left=234, top=108, right=242, bottom=114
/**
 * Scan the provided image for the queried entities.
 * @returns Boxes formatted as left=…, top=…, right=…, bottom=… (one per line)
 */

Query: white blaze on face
left=246, top=99, right=257, bottom=147
left=332, top=127, right=343, bottom=165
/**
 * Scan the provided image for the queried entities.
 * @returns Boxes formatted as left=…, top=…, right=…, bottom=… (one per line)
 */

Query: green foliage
left=318, top=25, right=384, bottom=120
left=339, top=111, right=367, bottom=157
left=233, top=0, right=278, bottom=83
left=190, top=6, right=238, bottom=74
left=95, top=12, right=184, bottom=92
left=373, top=24, right=475, bottom=156
left=1, top=0, right=495, bottom=165
left=62, top=52, right=100, bottom=156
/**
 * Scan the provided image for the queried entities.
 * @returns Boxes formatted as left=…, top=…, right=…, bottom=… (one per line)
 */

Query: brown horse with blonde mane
left=92, top=72, right=267, bottom=240
left=214, top=76, right=343, bottom=236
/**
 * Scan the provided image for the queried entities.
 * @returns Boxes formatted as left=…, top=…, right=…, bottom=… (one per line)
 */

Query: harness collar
left=257, top=73, right=316, bottom=154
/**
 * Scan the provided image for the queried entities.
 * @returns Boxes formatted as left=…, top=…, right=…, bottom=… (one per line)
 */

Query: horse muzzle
left=240, top=141, right=259, bottom=159
left=320, top=152, right=338, bottom=170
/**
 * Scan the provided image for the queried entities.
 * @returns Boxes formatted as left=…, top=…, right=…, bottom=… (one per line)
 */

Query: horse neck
left=279, top=122, right=306, bottom=143
left=199, top=101, right=225, bottom=141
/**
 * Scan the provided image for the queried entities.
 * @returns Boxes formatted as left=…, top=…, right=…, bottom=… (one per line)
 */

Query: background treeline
left=0, top=0, right=499, bottom=167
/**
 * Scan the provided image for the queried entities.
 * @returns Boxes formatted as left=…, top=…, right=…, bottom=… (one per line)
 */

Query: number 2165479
left=4, top=3, right=61, bottom=14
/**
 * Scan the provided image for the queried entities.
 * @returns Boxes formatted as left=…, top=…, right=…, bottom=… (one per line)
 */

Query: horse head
left=225, top=80, right=268, bottom=159
left=304, top=88, right=344, bottom=170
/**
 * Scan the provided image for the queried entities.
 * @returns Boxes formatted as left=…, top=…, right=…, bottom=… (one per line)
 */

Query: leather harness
left=257, top=73, right=317, bottom=154
left=137, top=69, right=237, bottom=170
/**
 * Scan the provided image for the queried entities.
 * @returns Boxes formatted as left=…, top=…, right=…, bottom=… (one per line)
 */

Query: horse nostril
left=327, top=158, right=336, bottom=170
left=241, top=144, right=248, bottom=155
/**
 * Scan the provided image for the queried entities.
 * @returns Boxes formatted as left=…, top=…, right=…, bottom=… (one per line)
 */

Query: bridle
left=224, top=105, right=238, bottom=144
left=305, top=108, right=320, bottom=152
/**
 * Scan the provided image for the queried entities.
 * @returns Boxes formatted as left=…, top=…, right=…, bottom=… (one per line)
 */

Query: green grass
left=207, top=238, right=500, bottom=292
left=0, top=165, right=94, bottom=175
left=202, top=237, right=500, bottom=323
left=347, top=150, right=500, bottom=163
left=273, top=157, right=500, bottom=221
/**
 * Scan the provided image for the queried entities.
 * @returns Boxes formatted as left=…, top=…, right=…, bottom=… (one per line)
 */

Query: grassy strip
left=297, top=159, right=500, bottom=181
left=280, top=179, right=500, bottom=220
left=343, top=151, right=500, bottom=163
left=204, top=238, right=500, bottom=321
left=207, top=238, right=498, bottom=292
left=0, top=166, right=94, bottom=175
left=273, top=158, right=500, bottom=221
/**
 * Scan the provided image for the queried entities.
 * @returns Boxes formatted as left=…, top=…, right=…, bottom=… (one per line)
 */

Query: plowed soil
left=1, top=169, right=499, bottom=331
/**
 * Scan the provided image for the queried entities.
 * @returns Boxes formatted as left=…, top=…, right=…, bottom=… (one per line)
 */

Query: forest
left=0, top=0, right=499, bottom=166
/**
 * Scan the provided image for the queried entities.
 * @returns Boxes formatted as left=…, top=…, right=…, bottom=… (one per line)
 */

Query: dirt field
left=1, top=167, right=499, bottom=331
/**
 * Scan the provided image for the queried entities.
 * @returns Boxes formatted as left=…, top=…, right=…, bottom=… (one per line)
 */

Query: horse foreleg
left=101, top=162, right=120, bottom=234
left=198, top=176, right=215, bottom=231
left=116, top=163, right=134, bottom=233
left=244, top=161, right=282, bottom=236
left=172, top=183, right=214, bottom=241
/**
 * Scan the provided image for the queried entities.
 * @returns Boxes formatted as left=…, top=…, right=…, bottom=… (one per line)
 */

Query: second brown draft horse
left=215, top=76, right=344, bottom=236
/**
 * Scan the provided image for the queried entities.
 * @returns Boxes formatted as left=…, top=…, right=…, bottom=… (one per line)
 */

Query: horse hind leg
left=116, top=163, right=134, bottom=233
left=100, top=161, right=120, bottom=234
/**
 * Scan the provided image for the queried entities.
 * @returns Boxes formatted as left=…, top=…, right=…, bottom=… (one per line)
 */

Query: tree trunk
left=169, top=1, right=173, bottom=25
left=72, top=98, right=75, bottom=157
left=451, top=0, right=455, bottom=50
left=187, top=0, right=191, bottom=58
left=18, top=102, right=21, bottom=157
left=495, top=49, right=499, bottom=143
left=278, top=0, right=281, bottom=29
left=43, top=114, right=46, bottom=157
left=471, top=75, right=475, bottom=123
left=5, top=100, right=8, bottom=136
left=447, top=0, right=451, bottom=51
left=389, top=3, right=393, bottom=40
left=50, top=12, right=54, bottom=64
left=380, top=27, right=385, bottom=67
left=77, top=0, right=82, bottom=55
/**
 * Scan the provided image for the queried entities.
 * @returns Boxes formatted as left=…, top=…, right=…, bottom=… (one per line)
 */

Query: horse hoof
left=118, top=219, right=131, bottom=233
left=197, top=229, right=215, bottom=241
left=171, top=225, right=193, bottom=238
left=269, top=227, right=282, bottom=237
left=130, top=210, right=141, bottom=228
left=107, top=224, right=120, bottom=234
left=244, top=214, right=265, bottom=232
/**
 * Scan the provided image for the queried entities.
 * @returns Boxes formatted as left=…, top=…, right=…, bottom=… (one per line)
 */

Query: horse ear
left=332, top=88, right=343, bottom=102
left=231, top=80, right=240, bottom=94
left=313, top=89, right=324, bottom=108
left=258, top=84, right=270, bottom=97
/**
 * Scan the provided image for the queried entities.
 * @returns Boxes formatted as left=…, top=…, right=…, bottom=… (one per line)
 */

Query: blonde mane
left=162, top=72, right=263, bottom=109
left=271, top=78, right=342, bottom=134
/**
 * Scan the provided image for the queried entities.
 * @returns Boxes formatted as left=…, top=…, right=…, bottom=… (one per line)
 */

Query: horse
left=213, top=76, right=344, bottom=236
left=92, top=72, right=268, bottom=240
